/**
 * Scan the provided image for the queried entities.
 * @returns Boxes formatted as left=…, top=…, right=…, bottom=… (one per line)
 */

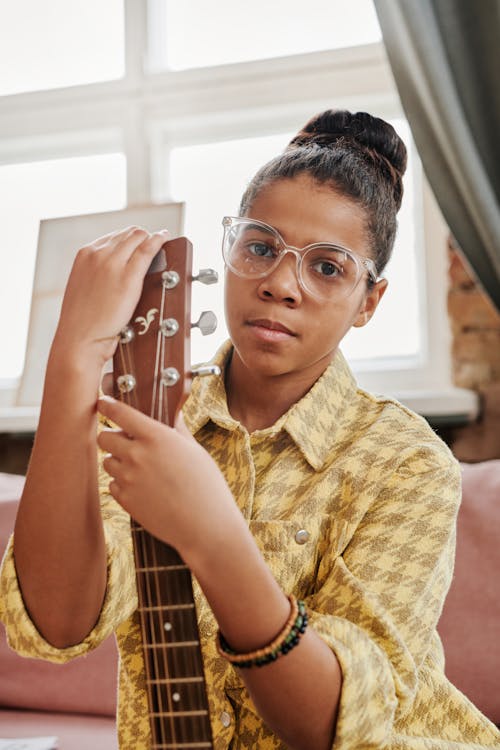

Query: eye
left=246, top=241, right=276, bottom=258
left=310, top=259, right=343, bottom=279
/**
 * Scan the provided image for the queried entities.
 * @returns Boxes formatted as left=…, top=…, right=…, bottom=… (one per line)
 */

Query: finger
left=87, top=225, right=145, bottom=250
left=108, top=226, right=151, bottom=261
left=98, top=396, right=159, bottom=440
left=108, top=479, right=122, bottom=503
left=175, top=411, right=195, bottom=441
left=98, top=427, right=132, bottom=457
left=102, top=454, right=122, bottom=478
left=126, top=229, right=170, bottom=275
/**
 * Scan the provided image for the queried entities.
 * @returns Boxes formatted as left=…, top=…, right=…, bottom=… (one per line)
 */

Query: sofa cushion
left=438, top=460, right=500, bottom=725
left=0, top=708, right=117, bottom=750
left=0, top=620, right=118, bottom=717
left=0, top=473, right=118, bottom=717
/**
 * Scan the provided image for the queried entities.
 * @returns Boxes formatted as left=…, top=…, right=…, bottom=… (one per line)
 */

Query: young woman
left=2, top=110, right=499, bottom=750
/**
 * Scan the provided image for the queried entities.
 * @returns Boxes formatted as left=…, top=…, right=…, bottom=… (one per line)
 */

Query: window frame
left=0, top=0, right=468, bottom=417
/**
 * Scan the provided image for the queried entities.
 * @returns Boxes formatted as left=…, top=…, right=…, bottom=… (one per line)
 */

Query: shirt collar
left=183, top=341, right=357, bottom=471
left=183, top=340, right=236, bottom=434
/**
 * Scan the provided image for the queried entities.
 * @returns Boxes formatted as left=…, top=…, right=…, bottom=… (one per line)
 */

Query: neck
left=225, top=349, right=333, bottom=433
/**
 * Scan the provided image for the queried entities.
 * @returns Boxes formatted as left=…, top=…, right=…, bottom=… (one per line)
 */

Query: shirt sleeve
left=306, top=444, right=461, bottom=749
left=0, top=425, right=137, bottom=664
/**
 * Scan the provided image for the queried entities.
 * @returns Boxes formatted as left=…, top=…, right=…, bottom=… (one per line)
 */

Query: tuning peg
left=119, top=326, right=134, bottom=344
left=117, top=373, right=136, bottom=393
left=192, top=310, right=217, bottom=336
left=191, top=365, right=221, bottom=378
left=161, top=367, right=180, bottom=387
left=161, top=317, right=179, bottom=337
left=192, top=268, right=218, bottom=285
left=162, top=270, right=180, bottom=289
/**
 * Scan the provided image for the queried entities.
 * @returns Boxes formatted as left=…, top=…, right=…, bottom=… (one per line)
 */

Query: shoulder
left=355, top=386, right=457, bottom=461
left=338, top=385, right=461, bottom=508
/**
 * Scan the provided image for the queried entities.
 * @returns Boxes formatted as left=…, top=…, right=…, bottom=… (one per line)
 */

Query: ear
left=353, top=279, right=388, bottom=328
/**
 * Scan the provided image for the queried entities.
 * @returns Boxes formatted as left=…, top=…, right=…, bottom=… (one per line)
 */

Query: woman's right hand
left=52, top=226, right=169, bottom=368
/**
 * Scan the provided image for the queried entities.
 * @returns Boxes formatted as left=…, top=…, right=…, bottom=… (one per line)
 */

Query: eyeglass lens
left=224, top=221, right=362, bottom=298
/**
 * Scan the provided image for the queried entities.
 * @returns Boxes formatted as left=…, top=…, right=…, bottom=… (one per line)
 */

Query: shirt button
left=295, top=529, right=310, bottom=545
left=220, top=711, right=231, bottom=728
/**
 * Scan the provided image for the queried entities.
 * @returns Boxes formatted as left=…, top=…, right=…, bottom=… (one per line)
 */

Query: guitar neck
left=132, top=523, right=213, bottom=748
left=113, top=237, right=214, bottom=749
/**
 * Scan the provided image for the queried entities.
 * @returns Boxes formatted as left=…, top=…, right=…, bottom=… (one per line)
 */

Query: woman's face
left=224, top=174, right=387, bottom=382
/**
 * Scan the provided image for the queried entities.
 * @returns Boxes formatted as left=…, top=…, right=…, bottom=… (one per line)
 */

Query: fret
left=144, top=640, right=200, bottom=649
left=136, top=567, right=195, bottom=607
left=136, top=564, right=188, bottom=572
left=138, top=603, right=196, bottom=612
left=146, top=676, right=204, bottom=685
left=151, top=710, right=209, bottom=717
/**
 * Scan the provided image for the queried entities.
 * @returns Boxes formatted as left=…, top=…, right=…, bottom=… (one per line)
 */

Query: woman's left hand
left=96, top=396, right=239, bottom=564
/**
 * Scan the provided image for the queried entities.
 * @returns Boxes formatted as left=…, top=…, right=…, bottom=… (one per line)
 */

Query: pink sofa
left=0, top=473, right=118, bottom=749
left=1, top=462, right=499, bottom=746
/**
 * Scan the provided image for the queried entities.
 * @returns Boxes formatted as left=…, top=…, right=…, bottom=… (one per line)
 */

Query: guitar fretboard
left=132, top=520, right=213, bottom=749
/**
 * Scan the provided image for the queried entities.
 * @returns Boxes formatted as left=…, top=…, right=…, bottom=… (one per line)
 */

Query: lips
left=247, top=318, right=296, bottom=336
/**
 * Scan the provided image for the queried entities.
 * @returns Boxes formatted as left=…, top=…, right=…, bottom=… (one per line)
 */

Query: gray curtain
left=374, top=0, right=500, bottom=310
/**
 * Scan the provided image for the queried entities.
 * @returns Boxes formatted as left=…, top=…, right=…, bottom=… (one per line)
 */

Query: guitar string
left=162, top=276, right=191, bottom=746
left=158, top=298, right=167, bottom=426
left=120, top=336, right=175, bottom=749
left=164, top=271, right=206, bottom=744
left=159, top=273, right=192, bottom=746
left=119, top=265, right=211, bottom=748
left=158, top=280, right=195, bottom=747
left=151, top=280, right=167, bottom=420
left=142, top=509, right=167, bottom=746
left=117, top=339, right=163, bottom=747
left=155, top=278, right=176, bottom=747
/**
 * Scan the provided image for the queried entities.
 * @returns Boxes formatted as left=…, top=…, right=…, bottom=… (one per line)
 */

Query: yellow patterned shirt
left=1, top=343, right=499, bottom=749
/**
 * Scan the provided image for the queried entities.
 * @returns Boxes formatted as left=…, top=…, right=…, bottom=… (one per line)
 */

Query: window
left=0, top=1, right=455, bottom=411
left=149, top=0, right=381, bottom=70
left=0, top=0, right=124, bottom=95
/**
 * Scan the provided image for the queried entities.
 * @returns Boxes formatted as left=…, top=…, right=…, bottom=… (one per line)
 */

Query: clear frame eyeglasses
left=222, top=216, right=378, bottom=300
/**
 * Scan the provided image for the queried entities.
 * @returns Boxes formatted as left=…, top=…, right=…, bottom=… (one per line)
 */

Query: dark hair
left=239, top=109, right=408, bottom=274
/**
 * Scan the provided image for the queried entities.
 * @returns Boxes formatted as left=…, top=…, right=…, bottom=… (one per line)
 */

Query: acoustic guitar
left=113, top=237, right=219, bottom=749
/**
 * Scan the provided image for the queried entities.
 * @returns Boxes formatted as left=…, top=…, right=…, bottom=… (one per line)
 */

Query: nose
left=256, top=248, right=303, bottom=305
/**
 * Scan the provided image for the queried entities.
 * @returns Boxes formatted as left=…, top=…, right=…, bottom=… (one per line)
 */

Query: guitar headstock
left=113, top=237, right=219, bottom=426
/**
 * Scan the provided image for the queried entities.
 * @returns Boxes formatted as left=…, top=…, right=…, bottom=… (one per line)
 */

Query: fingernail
left=99, top=394, right=116, bottom=403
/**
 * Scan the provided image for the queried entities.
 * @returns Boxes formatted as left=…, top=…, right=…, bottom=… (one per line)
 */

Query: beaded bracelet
left=216, top=595, right=308, bottom=668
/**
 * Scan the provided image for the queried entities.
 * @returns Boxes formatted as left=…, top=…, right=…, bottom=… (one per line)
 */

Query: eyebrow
left=245, top=218, right=353, bottom=253
left=243, top=220, right=276, bottom=233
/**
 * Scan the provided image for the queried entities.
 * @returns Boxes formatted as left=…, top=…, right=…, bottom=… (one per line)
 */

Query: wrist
left=48, top=335, right=109, bottom=378
left=45, top=341, right=105, bottom=403
left=185, top=516, right=291, bottom=652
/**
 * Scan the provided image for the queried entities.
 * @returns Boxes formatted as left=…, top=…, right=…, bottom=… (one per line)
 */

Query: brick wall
left=447, top=238, right=500, bottom=461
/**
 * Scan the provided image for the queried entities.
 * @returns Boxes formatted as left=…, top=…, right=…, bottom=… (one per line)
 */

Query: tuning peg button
left=117, top=374, right=136, bottom=393
left=119, top=326, right=134, bottom=344
left=192, top=365, right=221, bottom=378
left=192, top=310, right=217, bottom=336
left=161, top=318, right=179, bottom=337
left=161, top=367, right=180, bottom=387
left=162, top=270, right=180, bottom=289
left=192, top=268, right=218, bottom=285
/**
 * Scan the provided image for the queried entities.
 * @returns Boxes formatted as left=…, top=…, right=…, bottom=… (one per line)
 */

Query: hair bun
left=289, top=109, right=407, bottom=183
